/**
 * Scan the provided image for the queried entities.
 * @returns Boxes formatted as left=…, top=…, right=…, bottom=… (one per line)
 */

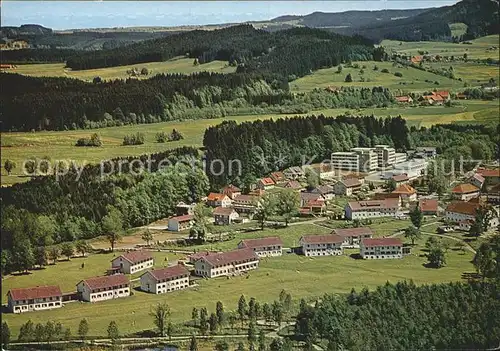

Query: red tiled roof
left=9, top=286, right=62, bottom=301
left=300, top=234, right=344, bottom=244
left=200, top=248, right=259, bottom=267
left=223, top=184, right=241, bottom=193
left=284, top=180, right=302, bottom=189
left=362, top=238, right=402, bottom=247
left=348, top=198, right=399, bottom=211
left=79, top=274, right=129, bottom=290
left=188, top=251, right=219, bottom=261
left=419, top=199, right=438, bottom=213
left=270, top=172, right=286, bottom=182
left=147, top=265, right=190, bottom=282
left=452, top=183, right=480, bottom=194
left=170, top=214, right=194, bottom=222
left=305, top=200, right=326, bottom=208
left=392, top=184, right=416, bottom=195
left=213, top=207, right=237, bottom=216
left=300, top=192, right=322, bottom=202
left=435, top=90, right=449, bottom=97
left=395, top=96, right=411, bottom=102
left=333, top=227, right=374, bottom=237
left=392, top=174, right=409, bottom=182
left=477, top=169, right=500, bottom=178
left=239, top=236, right=283, bottom=249
left=445, top=201, right=480, bottom=216
left=113, top=251, right=153, bottom=264
left=260, top=177, right=275, bottom=186
left=207, top=193, right=229, bottom=201
left=341, top=178, right=362, bottom=188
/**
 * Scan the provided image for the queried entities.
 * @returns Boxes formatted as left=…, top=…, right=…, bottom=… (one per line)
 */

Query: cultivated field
left=2, top=220, right=475, bottom=338
left=10, top=57, right=236, bottom=81
left=381, top=35, right=500, bottom=60
left=2, top=100, right=498, bottom=185
left=425, top=61, right=499, bottom=85
left=291, top=60, right=466, bottom=93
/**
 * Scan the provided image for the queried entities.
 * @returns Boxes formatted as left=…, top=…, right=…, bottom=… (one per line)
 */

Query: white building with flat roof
left=374, top=145, right=396, bottom=168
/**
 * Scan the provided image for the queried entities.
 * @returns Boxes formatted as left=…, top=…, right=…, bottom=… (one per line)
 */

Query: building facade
left=374, top=145, right=396, bottom=168
left=111, top=251, right=154, bottom=274
left=332, top=227, right=374, bottom=248
left=213, top=207, right=240, bottom=225
left=451, top=184, right=480, bottom=201
left=8, top=286, right=62, bottom=314
left=237, top=237, right=284, bottom=257
left=77, top=275, right=130, bottom=303
left=140, top=265, right=190, bottom=294
left=206, top=193, right=232, bottom=207
left=194, top=249, right=259, bottom=278
left=299, top=234, right=344, bottom=256
left=333, top=179, right=362, bottom=196
left=168, top=215, right=194, bottom=232
left=345, top=199, right=400, bottom=220
left=360, top=238, right=403, bottom=259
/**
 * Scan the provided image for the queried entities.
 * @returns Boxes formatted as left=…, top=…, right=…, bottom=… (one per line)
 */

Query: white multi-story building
left=237, top=237, right=284, bottom=257
left=331, top=152, right=360, bottom=172
left=345, top=198, right=400, bottom=220
left=7, top=286, right=62, bottom=314
left=394, top=159, right=427, bottom=178
left=299, top=234, right=344, bottom=256
left=194, top=249, right=259, bottom=278
left=140, top=264, right=190, bottom=294
left=77, top=274, right=130, bottom=303
left=351, top=147, right=378, bottom=172
left=374, top=145, right=396, bottom=168
left=332, top=227, right=374, bottom=248
left=360, top=238, right=404, bottom=259
left=111, top=251, right=154, bottom=274
left=168, top=214, right=194, bottom=232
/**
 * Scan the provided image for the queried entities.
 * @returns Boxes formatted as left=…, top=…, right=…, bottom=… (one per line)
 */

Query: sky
left=1, top=1, right=460, bottom=30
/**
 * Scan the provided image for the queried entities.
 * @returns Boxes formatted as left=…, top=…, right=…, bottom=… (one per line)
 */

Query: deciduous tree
left=150, top=302, right=170, bottom=337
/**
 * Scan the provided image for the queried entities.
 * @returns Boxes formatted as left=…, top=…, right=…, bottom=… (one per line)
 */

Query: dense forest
left=296, top=281, right=500, bottom=350
left=203, top=113, right=409, bottom=188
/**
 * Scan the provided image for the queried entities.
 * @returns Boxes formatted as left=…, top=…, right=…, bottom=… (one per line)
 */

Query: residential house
left=270, top=171, right=287, bottom=185
left=395, top=96, right=413, bottom=103
left=410, top=55, right=423, bottom=64
left=140, top=265, right=190, bottom=294
left=392, top=184, right=417, bottom=202
left=194, top=249, right=259, bottom=278
left=333, top=179, right=362, bottom=196
left=360, top=238, right=404, bottom=259
left=419, top=199, right=439, bottom=215
left=332, top=227, right=374, bottom=248
left=232, top=194, right=258, bottom=214
left=451, top=183, right=480, bottom=201
left=345, top=198, right=400, bottom=220
left=283, top=180, right=303, bottom=190
left=168, top=215, right=194, bottom=232
left=415, top=147, right=437, bottom=158
left=299, top=234, right=344, bottom=256
left=213, top=207, right=240, bottom=225
left=176, top=202, right=196, bottom=216
left=477, top=168, right=500, bottom=185
left=77, top=274, right=130, bottom=303
left=8, top=286, right=62, bottom=314
left=469, top=174, right=485, bottom=190
left=256, top=177, right=276, bottom=190
left=111, top=251, right=154, bottom=274
left=206, top=193, right=232, bottom=207
left=222, top=184, right=242, bottom=200
left=392, top=174, right=409, bottom=185
left=486, top=184, right=500, bottom=204
left=373, top=193, right=402, bottom=207
left=284, top=166, right=305, bottom=180
left=237, top=237, right=283, bottom=257
left=301, top=200, right=327, bottom=215
left=309, top=185, right=335, bottom=200
left=435, top=91, right=450, bottom=101
left=300, top=192, right=323, bottom=207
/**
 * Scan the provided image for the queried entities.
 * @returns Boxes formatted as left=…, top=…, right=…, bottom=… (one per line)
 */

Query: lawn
left=1, top=233, right=474, bottom=339
left=10, top=57, right=236, bottom=81
left=381, top=35, right=500, bottom=60
left=291, top=60, right=466, bottom=93
left=2, top=100, right=498, bottom=185
left=425, top=61, right=499, bottom=86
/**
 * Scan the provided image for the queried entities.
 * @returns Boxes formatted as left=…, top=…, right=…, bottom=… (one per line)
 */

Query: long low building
left=345, top=198, right=400, bottom=220
left=237, top=237, right=284, bottom=257
left=77, top=274, right=130, bottom=303
left=111, top=251, right=154, bottom=275
left=194, top=249, right=259, bottom=278
left=360, top=238, right=404, bottom=259
left=332, top=227, right=374, bottom=248
left=7, top=286, right=63, bottom=314
left=140, top=264, right=190, bottom=294
left=299, top=234, right=344, bottom=256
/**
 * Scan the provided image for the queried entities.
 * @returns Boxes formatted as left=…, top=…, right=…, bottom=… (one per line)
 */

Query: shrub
left=381, top=68, right=390, bottom=73
left=123, top=132, right=145, bottom=146
left=75, top=133, right=102, bottom=147
left=394, top=72, right=403, bottom=77
left=344, top=73, right=353, bottom=82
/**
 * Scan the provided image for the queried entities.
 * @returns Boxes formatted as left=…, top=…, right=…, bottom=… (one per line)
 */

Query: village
left=6, top=144, right=499, bottom=315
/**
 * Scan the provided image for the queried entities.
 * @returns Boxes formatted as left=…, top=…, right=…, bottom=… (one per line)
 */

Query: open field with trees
left=381, top=35, right=500, bottom=60
left=2, top=99, right=498, bottom=185
left=11, top=57, right=236, bottom=81
left=2, top=227, right=475, bottom=339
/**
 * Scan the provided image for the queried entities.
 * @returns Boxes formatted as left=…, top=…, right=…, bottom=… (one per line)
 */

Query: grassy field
left=10, top=57, right=236, bottom=81
left=2, top=100, right=498, bottom=185
left=2, top=221, right=474, bottom=339
left=291, top=60, right=466, bottom=92
left=381, top=35, right=500, bottom=60
left=425, top=61, right=499, bottom=85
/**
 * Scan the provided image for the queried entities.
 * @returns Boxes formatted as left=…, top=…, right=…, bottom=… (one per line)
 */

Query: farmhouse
left=392, top=184, right=417, bottom=202
left=284, top=166, right=305, bottom=179
left=206, top=193, right=232, bottom=207
left=360, top=238, right=404, bottom=259
left=213, top=206, right=239, bottom=225
left=345, top=198, right=400, bottom=220
left=237, top=236, right=284, bottom=257
left=332, top=227, right=374, bottom=248
left=451, top=183, right=480, bottom=201
left=333, top=178, right=362, bottom=196
left=256, top=177, right=276, bottom=190
left=140, top=264, right=190, bottom=294
left=168, top=214, right=194, bottom=232
left=194, top=249, right=259, bottom=278
left=395, top=96, right=413, bottom=103
left=419, top=198, right=439, bottom=215
left=299, top=234, right=344, bottom=256
left=111, top=251, right=154, bottom=274
left=233, top=194, right=258, bottom=213
left=222, top=184, right=241, bottom=200
left=7, top=286, right=62, bottom=314
left=270, top=171, right=287, bottom=184
left=77, top=274, right=130, bottom=303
